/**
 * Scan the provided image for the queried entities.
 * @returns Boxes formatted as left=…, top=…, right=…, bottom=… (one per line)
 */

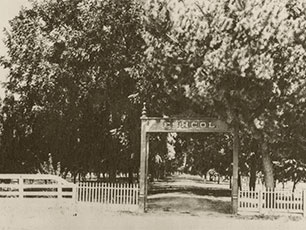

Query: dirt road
left=1, top=210, right=306, bottom=230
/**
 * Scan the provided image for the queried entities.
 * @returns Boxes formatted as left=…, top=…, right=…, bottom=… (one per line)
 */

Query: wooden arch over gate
left=139, top=104, right=240, bottom=214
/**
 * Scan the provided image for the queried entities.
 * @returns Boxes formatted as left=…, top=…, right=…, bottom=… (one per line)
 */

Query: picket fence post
left=303, top=190, right=306, bottom=217
left=73, top=184, right=78, bottom=215
left=258, top=188, right=262, bottom=213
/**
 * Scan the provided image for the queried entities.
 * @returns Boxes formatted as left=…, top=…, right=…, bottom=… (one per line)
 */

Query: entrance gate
left=139, top=104, right=239, bottom=214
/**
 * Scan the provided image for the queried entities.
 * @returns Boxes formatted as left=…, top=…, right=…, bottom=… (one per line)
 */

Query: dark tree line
left=1, top=0, right=306, bottom=189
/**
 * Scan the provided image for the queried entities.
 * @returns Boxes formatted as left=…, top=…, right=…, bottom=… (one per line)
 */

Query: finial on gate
left=141, top=102, right=147, bottom=118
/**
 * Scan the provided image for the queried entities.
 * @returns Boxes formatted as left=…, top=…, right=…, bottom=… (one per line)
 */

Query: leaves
left=1, top=0, right=306, bottom=185
left=0, top=0, right=144, bottom=178
left=135, top=0, right=306, bottom=186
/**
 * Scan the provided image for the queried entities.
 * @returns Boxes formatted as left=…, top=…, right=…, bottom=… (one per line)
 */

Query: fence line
left=0, top=174, right=76, bottom=200
left=0, top=174, right=140, bottom=213
left=0, top=174, right=77, bottom=216
left=239, top=188, right=306, bottom=216
left=77, top=182, right=139, bottom=207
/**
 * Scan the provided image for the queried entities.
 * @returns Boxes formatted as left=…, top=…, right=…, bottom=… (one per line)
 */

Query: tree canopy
left=1, top=0, right=306, bottom=187
left=0, top=0, right=145, bottom=180
left=138, top=0, right=306, bottom=187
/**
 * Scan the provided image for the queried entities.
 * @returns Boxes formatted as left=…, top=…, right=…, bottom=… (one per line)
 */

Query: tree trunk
left=292, top=179, right=298, bottom=193
left=249, top=165, right=257, bottom=191
left=128, top=168, right=134, bottom=183
left=73, top=173, right=77, bottom=184
left=261, top=141, right=274, bottom=189
left=238, top=173, right=241, bottom=190
left=109, top=169, right=116, bottom=182
left=261, top=141, right=275, bottom=209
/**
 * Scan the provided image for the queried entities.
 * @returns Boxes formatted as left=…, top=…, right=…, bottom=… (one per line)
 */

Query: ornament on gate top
left=141, top=102, right=147, bottom=118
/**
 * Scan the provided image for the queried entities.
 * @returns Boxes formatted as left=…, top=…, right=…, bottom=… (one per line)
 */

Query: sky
left=0, top=0, right=30, bottom=98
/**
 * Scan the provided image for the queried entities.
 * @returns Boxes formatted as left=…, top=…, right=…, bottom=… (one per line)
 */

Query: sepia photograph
left=1, top=0, right=306, bottom=229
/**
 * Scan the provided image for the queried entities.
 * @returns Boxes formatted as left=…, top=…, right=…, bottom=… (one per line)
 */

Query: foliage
left=171, top=133, right=232, bottom=178
left=274, top=159, right=306, bottom=191
left=39, top=153, right=61, bottom=175
left=138, top=0, right=306, bottom=187
left=1, top=0, right=306, bottom=187
left=0, top=0, right=144, bottom=179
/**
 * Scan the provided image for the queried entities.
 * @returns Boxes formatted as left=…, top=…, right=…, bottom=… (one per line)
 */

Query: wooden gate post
left=19, top=175, right=23, bottom=200
left=232, top=125, right=239, bottom=214
left=139, top=104, right=148, bottom=212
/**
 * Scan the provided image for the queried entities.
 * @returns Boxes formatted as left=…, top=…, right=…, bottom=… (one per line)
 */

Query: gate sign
left=142, top=118, right=229, bottom=133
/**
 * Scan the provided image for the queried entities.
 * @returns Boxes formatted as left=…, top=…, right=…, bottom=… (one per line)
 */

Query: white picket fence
left=77, top=182, right=139, bottom=211
left=239, top=188, right=306, bottom=216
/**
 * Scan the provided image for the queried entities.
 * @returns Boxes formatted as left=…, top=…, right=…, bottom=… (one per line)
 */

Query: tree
left=0, top=95, right=38, bottom=173
left=274, top=159, right=306, bottom=192
left=138, top=0, right=306, bottom=189
left=173, top=133, right=232, bottom=179
left=0, top=0, right=145, bottom=180
left=39, top=153, right=61, bottom=176
left=2, top=0, right=306, bottom=189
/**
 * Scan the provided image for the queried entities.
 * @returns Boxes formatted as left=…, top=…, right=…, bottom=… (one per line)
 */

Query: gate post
left=139, top=104, right=148, bottom=212
left=232, top=125, right=239, bottom=214
left=58, top=183, right=62, bottom=200
left=19, top=175, right=23, bottom=200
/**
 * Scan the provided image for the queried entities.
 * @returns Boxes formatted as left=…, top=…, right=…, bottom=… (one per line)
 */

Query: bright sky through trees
left=0, top=0, right=29, bottom=98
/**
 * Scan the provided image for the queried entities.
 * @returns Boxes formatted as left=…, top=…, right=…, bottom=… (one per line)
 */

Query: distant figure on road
left=154, top=154, right=164, bottom=181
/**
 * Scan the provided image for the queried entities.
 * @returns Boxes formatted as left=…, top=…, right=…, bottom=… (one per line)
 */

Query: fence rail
left=0, top=174, right=140, bottom=212
left=0, top=174, right=76, bottom=200
left=0, top=174, right=77, bottom=216
left=77, top=182, right=139, bottom=210
left=239, top=188, right=306, bottom=216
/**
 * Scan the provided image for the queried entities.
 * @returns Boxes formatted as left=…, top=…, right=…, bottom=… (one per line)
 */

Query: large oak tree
left=138, top=0, right=306, bottom=188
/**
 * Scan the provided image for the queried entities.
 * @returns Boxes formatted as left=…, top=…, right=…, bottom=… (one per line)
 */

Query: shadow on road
left=147, top=174, right=232, bottom=215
